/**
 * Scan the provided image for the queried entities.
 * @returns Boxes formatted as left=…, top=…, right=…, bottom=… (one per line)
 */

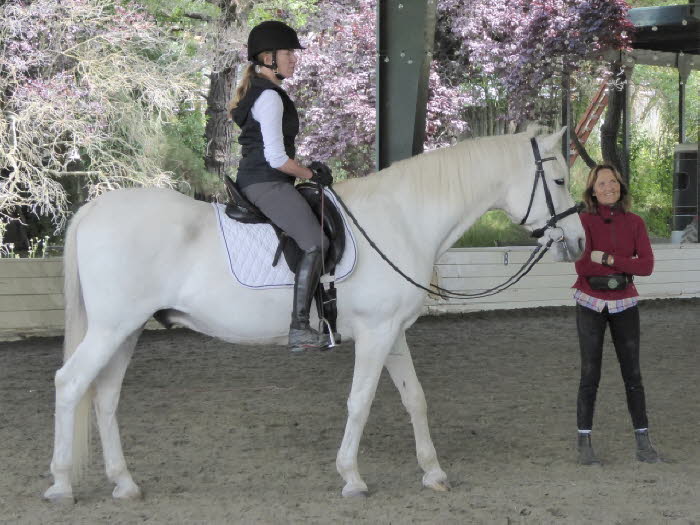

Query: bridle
left=325, top=136, right=583, bottom=300
left=521, top=137, right=583, bottom=241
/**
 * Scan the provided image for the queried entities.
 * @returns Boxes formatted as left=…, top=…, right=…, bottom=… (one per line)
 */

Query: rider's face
left=263, top=49, right=298, bottom=80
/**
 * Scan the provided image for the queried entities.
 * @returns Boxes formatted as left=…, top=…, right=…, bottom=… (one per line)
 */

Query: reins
left=327, top=186, right=553, bottom=300
left=321, top=137, right=582, bottom=301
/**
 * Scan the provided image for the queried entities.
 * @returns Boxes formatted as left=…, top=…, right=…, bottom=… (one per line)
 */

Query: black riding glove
left=309, top=161, right=333, bottom=187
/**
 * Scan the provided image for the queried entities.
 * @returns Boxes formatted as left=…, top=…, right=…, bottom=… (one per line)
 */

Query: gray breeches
left=242, top=181, right=329, bottom=254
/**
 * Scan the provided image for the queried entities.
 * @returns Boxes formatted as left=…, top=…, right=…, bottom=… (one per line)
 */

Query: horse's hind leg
left=384, top=331, right=449, bottom=491
left=44, top=326, right=135, bottom=503
left=93, top=329, right=141, bottom=499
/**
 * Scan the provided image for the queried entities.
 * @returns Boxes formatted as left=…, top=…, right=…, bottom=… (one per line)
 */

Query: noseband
left=520, top=137, right=583, bottom=240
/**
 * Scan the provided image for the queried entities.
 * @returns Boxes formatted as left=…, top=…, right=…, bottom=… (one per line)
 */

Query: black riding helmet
left=247, top=20, right=304, bottom=61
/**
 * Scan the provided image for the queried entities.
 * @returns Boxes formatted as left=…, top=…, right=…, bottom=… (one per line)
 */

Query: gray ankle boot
left=577, top=433, right=601, bottom=465
left=288, top=325, right=326, bottom=353
left=635, top=430, right=660, bottom=463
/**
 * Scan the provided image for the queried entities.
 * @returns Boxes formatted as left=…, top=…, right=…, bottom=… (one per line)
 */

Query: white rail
left=1, top=243, right=699, bottom=339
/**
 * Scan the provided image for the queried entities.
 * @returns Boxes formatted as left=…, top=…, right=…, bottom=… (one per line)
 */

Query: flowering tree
left=0, top=0, right=198, bottom=237
left=437, top=0, right=634, bottom=123
left=286, top=0, right=470, bottom=176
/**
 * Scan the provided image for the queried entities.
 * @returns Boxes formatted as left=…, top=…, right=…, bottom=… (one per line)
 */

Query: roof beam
left=604, top=48, right=700, bottom=72
left=628, top=5, right=699, bottom=54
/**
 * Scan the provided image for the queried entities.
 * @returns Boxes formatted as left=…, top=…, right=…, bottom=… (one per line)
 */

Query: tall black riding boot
left=288, top=248, right=326, bottom=353
left=577, top=433, right=601, bottom=465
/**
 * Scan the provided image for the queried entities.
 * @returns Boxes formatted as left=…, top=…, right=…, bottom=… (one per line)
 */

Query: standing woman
left=228, top=21, right=334, bottom=352
left=572, top=164, right=660, bottom=465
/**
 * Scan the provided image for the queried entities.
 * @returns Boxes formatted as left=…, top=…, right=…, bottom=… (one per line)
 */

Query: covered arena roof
left=629, top=4, right=699, bottom=55
left=617, top=4, right=700, bottom=73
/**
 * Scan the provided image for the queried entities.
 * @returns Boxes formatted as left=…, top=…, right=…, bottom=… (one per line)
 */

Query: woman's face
left=592, top=168, right=621, bottom=206
left=263, top=49, right=298, bottom=80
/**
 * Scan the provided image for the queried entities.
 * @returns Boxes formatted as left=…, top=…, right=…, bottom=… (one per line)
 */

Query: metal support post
left=376, top=0, right=437, bottom=170
left=561, top=71, right=571, bottom=167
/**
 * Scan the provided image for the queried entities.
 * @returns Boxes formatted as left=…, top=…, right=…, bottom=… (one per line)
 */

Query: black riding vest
left=232, top=77, right=299, bottom=189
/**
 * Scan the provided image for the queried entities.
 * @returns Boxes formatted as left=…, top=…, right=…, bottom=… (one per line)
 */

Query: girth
left=223, top=177, right=345, bottom=275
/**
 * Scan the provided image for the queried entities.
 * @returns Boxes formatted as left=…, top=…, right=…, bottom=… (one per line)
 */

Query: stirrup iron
left=319, top=318, right=337, bottom=349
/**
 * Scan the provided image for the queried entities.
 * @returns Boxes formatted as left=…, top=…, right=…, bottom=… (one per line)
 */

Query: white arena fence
left=426, top=243, right=700, bottom=314
left=1, top=243, right=699, bottom=340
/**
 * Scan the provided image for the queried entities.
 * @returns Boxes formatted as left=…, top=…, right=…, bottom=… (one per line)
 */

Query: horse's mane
left=338, top=128, right=543, bottom=206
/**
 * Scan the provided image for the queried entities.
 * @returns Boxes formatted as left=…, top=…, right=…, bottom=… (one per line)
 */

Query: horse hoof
left=43, top=486, right=75, bottom=504
left=423, top=470, right=451, bottom=492
left=341, top=483, right=369, bottom=498
left=425, top=479, right=451, bottom=492
left=113, top=481, right=142, bottom=500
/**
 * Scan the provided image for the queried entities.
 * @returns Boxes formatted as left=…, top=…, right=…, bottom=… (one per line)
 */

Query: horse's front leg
left=336, top=325, right=397, bottom=497
left=385, top=331, right=449, bottom=491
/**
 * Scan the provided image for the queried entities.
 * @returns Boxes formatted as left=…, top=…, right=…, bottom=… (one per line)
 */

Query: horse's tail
left=62, top=200, right=96, bottom=480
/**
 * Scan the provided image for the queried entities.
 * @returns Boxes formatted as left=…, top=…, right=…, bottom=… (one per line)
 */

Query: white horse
left=44, top=127, right=584, bottom=502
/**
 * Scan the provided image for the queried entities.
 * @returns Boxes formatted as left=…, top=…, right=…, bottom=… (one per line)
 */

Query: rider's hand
left=309, top=161, right=333, bottom=187
left=590, top=250, right=605, bottom=264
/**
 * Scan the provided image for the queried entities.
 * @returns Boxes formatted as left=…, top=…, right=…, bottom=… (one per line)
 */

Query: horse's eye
left=554, top=178, right=565, bottom=186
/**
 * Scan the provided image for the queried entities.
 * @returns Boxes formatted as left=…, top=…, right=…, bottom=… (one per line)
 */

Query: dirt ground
left=1, top=298, right=698, bottom=525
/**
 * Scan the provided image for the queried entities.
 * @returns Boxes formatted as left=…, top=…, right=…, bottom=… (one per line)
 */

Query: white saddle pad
left=212, top=189, right=357, bottom=289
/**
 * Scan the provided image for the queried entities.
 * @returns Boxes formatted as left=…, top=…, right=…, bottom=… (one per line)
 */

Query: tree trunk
left=200, top=2, right=247, bottom=201
left=600, top=62, right=626, bottom=181
left=572, top=131, right=597, bottom=169
left=465, top=103, right=509, bottom=138
left=203, top=67, right=236, bottom=179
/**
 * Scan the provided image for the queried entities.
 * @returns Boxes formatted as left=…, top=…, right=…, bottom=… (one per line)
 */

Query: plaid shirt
left=574, top=289, right=638, bottom=314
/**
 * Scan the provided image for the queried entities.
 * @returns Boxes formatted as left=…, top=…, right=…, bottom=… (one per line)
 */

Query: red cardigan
left=573, top=204, right=654, bottom=300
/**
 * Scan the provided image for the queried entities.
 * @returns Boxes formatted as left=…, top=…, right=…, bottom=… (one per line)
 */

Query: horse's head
left=502, top=127, right=585, bottom=262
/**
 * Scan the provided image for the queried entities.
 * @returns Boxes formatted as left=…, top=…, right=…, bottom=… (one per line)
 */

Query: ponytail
left=228, top=64, right=257, bottom=115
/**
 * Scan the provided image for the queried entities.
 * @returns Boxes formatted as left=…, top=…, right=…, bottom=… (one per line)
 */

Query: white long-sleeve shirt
left=250, top=89, right=289, bottom=169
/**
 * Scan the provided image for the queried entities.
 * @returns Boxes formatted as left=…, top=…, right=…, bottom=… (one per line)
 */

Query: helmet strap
left=253, top=50, right=285, bottom=80
left=271, top=50, right=285, bottom=80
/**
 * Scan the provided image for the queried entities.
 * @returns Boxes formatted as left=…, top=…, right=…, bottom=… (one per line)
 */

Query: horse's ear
left=539, top=126, right=567, bottom=153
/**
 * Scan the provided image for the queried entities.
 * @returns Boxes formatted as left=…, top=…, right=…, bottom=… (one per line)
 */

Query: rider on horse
left=229, top=21, right=334, bottom=353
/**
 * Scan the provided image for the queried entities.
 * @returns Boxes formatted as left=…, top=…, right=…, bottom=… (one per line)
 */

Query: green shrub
left=628, top=129, right=674, bottom=237
left=454, top=210, right=534, bottom=247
